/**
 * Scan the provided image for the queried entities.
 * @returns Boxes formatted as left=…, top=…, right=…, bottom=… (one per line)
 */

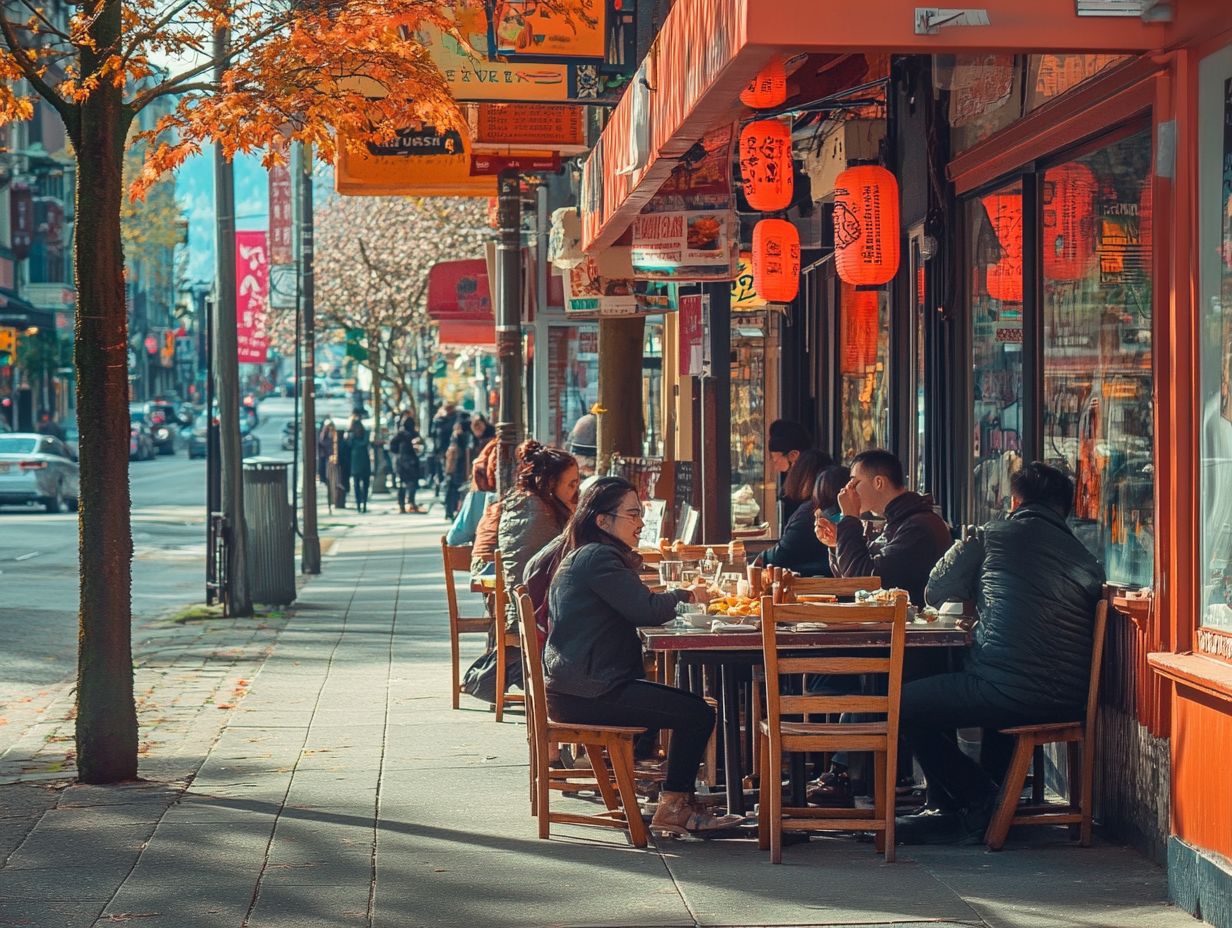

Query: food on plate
left=706, top=595, right=763, bottom=617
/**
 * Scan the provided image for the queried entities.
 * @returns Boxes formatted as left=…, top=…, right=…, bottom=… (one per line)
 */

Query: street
left=0, top=395, right=362, bottom=745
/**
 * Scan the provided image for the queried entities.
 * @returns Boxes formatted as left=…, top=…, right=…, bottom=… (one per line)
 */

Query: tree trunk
left=73, top=0, right=139, bottom=783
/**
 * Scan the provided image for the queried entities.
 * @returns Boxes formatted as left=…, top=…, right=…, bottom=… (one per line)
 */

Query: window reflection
left=1042, top=129, right=1154, bottom=587
left=839, top=282, right=889, bottom=461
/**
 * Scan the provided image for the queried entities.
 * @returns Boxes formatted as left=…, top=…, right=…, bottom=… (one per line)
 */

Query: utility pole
left=213, top=24, right=252, bottom=616
left=494, top=170, right=523, bottom=494
left=297, top=141, right=321, bottom=574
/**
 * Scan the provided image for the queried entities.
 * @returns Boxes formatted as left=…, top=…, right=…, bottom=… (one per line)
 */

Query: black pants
left=444, top=477, right=464, bottom=519
left=353, top=475, right=370, bottom=511
left=899, top=671, right=1076, bottom=811
left=548, top=680, right=715, bottom=793
left=398, top=482, right=417, bottom=510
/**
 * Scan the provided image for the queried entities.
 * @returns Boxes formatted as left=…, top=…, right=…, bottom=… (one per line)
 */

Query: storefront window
left=837, top=283, right=889, bottom=461
left=1198, top=45, right=1232, bottom=628
left=547, top=324, right=598, bottom=454
left=642, top=318, right=664, bottom=456
left=1042, top=129, right=1153, bottom=587
left=970, top=183, right=1024, bottom=523
left=731, top=313, right=768, bottom=527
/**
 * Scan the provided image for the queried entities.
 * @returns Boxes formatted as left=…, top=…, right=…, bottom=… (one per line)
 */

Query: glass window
left=837, top=283, right=889, bottom=461
left=1042, top=129, right=1154, bottom=587
left=642, top=318, right=664, bottom=456
left=731, top=313, right=767, bottom=494
left=970, top=183, right=1024, bottom=523
left=1199, top=45, right=1232, bottom=629
left=547, top=325, right=598, bottom=465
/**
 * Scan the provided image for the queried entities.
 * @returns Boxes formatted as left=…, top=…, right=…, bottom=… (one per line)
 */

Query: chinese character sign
left=236, top=231, right=270, bottom=364
left=268, top=164, right=294, bottom=265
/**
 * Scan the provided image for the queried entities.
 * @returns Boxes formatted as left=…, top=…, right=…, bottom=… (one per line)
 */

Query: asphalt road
left=0, top=395, right=355, bottom=708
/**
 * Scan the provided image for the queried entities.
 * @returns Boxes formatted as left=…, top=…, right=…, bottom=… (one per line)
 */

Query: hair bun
left=519, top=439, right=546, bottom=461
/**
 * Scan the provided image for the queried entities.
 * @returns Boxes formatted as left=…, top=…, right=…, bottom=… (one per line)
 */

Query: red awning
left=580, top=0, right=1192, bottom=252
left=436, top=319, right=495, bottom=347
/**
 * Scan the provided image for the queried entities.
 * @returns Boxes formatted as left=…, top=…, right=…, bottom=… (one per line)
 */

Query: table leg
left=720, top=663, right=745, bottom=816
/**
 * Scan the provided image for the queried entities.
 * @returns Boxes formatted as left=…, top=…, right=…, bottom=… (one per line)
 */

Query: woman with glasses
left=543, top=477, right=743, bottom=837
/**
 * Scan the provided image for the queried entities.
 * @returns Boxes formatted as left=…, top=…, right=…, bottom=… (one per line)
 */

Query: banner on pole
left=268, top=164, right=294, bottom=265
left=236, top=230, right=270, bottom=364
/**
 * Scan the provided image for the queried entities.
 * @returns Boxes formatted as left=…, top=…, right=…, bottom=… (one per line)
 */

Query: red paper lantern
left=752, top=219, right=800, bottom=303
left=1042, top=162, right=1097, bottom=281
left=833, top=165, right=900, bottom=286
left=740, top=58, right=787, bottom=109
left=841, top=284, right=880, bottom=374
left=740, top=119, right=793, bottom=212
left=982, top=193, right=1023, bottom=303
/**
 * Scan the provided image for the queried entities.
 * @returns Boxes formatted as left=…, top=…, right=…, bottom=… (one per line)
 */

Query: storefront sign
left=470, top=104, right=586, bottom=150
left=561, top=248, right=678, bottom=316
left=335, top=126, right=498, bottom=197
left=489, top=0, right=606, bottom=60
left=235, top=230, right=270, bottom=364
left=268, top=163, right=294, bottom=265
left=428, top=259, right=492, bottom=319
left=731, top=251, right=766, bottom=310
left=470, top=152, right=561, bottom=175
left=678, top=294, right=705, bottom=376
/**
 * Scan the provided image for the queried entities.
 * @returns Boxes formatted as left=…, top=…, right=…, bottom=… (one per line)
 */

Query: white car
left=0, top=433, right=79, bottom=513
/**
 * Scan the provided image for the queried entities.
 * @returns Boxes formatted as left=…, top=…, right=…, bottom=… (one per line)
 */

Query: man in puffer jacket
left=896, top=461, right=1105, bottom=843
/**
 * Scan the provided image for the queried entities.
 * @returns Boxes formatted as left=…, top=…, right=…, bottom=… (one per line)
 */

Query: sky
left=176, top=152, right=271, bottom=284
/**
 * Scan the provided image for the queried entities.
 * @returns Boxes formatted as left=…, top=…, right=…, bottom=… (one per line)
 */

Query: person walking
left=349, top=417, right=373, bottom=513
left=389, top=416, right=424, bottom=513
left=442, top=421, right=472, bottom=520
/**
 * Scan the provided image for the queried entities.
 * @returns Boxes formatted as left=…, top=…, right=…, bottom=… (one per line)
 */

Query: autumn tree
left=0, top=0, right=494, bottom=784
left=314, top=194, right=489, bottom=416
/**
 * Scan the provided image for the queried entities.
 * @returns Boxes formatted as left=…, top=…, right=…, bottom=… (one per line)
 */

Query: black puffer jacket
left=925, top=503, right=1106, bottom=711
left=830, top=491, right=952, bottom=606
left=544, top=539, right=691, bottom=698
left=759, top=502, right=832, bottom=577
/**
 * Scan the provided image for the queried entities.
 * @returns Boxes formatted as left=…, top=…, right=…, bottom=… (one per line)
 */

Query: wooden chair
left=492, top=551, right=525, bottom=723
left=984, top=600, right=1109, bottom=850
left=513, top=589, right=649, bottom=847
left=757, top=592, right=909, bottom=863
left=779, top=574, right=882, bottom=603
left=441, top=536, right=490, bottom=710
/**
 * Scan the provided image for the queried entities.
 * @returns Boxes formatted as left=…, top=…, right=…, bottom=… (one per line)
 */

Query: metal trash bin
left=243, top=458, right=296, bottom=606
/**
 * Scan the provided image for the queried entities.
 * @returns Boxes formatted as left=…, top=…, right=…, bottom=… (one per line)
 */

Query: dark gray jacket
left=925, top=503, right=1106, bottom=711
left=544, top=539, right=691, bottom=698
left=499, top=491, right=569, bottom=623
left=830, top=491, right=952, bottom=606
left=759, top=501, right=832, bottom=577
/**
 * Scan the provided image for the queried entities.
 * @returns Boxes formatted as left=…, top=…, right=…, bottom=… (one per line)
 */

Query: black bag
left=461, top=645, right=523, bottom=703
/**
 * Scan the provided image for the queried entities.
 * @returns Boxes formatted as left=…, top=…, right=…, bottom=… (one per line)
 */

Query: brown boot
left=650, top=790, right=744, bottom=838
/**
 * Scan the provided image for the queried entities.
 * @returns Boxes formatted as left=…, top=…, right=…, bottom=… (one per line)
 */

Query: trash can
left=243, top=458, right=296, bottom=606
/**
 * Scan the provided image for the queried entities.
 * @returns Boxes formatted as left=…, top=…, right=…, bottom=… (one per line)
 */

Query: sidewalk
left=0, top=504, right=1198, bottom=928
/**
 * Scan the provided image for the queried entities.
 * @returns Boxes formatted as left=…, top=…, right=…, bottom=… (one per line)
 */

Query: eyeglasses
left=607, top=508, right=643, bottom=520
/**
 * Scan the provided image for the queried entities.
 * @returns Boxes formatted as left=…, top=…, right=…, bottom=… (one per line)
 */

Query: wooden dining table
left=640, top=620, right=972, bottom=815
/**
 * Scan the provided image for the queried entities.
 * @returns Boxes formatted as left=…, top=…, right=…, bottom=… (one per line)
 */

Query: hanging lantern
left=739, top=119, right=793, bottom=212
left=982, top=192, right=1023, bottom=303
left=740, top=57, right=787, bottom=109
left=841, top=284, right=880, bottom=374
left=833, top=165, right=900, bottom=286
left=1042, top=162, right=1097, bottom=281
left=752, top=218, right=801, bottom=303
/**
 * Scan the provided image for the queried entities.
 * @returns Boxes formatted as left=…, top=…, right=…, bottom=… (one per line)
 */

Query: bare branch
left=0, top=14, right=77, bottom=130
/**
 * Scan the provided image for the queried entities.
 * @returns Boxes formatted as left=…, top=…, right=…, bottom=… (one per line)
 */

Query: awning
left=435, top=318, right=495, bottom=347
left=580, top=0, right=1193, bottom=252
left=0, top=289, right=54, bottom=331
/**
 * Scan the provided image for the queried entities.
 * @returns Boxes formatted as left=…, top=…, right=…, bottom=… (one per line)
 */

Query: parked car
left=0, top=433, right=79, bottom=512
left=187, top=413, right=261, bottom=460
left=129, top=420, right=156, bottom=461
left=129, top=402, right=187, bottom=455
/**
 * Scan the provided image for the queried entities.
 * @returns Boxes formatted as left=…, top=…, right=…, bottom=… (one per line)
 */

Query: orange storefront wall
left=1172, top=689, right=1232, bottom=859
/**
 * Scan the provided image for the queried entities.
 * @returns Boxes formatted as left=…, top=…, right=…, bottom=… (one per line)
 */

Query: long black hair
left=560, top=476, right=637, bottom=558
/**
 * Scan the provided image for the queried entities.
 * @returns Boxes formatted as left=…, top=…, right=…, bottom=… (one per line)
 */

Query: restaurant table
left=640, top=621, right=971, bottom=815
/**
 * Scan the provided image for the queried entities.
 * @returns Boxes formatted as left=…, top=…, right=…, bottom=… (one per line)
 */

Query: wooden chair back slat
left=782, top=575, right=881, bottom=598
left=515, top=589, right=548, bottom=748
left=1085, top=601, right=1109, bottom=735
left=764, top=599, right=900, bottom=624
left=779, top=694, right=889, bottom=716
left=776, top=656, right=888, bottom=675
left=441, top=536, right=486, bottom=710
left=441, top=536, right=470, bottom=625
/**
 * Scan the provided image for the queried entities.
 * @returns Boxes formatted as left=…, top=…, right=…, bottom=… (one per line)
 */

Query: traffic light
left=0, top=327, right=15, bottom=366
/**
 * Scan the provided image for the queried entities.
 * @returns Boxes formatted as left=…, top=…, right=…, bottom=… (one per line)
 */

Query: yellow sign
left=426, top=26, right=573, bottom=103
left=335, top=124, right=498, bottom=197
left=0, top=327, right=15, bottom=357
left=490, top=0, right=605, bottom=60
left=731, top=251, right=767, bottom=311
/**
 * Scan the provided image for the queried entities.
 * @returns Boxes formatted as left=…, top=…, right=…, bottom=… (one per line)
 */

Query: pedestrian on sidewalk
left=389, top=416, right=424, bottom=513
left=543, top=477, right=743, bottom=837
left=442, top=421, right=471, bottom=520
left=349, top=417, right=372, bottom=513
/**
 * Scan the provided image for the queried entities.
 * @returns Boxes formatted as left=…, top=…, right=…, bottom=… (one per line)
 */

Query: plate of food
left=707, top=595, right=762, bottom=618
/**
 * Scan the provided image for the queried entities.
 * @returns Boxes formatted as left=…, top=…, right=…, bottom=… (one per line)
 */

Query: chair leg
left=883, top=739, right=897, bottom=863
left=450, top=624, right=461, bottom=710
left=768, top=741, right=783, bottom=864
left=584, top=742, right=622, bottom=813
left=495, top=639, right=507, bottom=723
left=1031, top=744, right=1046, bottom=804
left=536, top=738, right=551, bottom=840
left=528, top=729, right=538, bottom=816
left=985, top=735, right=1035, bottom=851
left=1079, top=732, right=1096, bottom=848
left=872, top=751, right=888, bottom=857
left=609, top=738, right=648, bottom=848
left=757, top=730, right=770, bottom=851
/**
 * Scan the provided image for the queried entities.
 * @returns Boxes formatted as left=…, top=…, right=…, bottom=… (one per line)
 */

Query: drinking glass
left=659, top=560, right=684, bottom=590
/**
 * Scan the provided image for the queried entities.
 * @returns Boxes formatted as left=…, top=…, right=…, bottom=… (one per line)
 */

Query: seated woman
left=755, top=450, right=834, bottom=577
left=544, top=477, right=743, bottom=836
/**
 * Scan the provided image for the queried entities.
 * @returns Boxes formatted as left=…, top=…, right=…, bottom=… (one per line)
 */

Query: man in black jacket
left=896, top=462, right=1106, bottom=843
left=816, top=449, right=952, bottom=606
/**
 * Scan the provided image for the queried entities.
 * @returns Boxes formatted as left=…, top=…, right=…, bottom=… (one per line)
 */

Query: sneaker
left=806, top=768, right=856, bottom=807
